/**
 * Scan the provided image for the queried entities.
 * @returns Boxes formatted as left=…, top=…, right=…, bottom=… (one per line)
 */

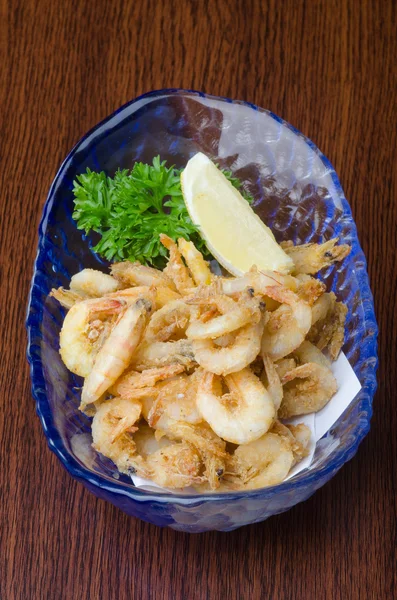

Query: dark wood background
left=1, top=1, right=395, bottom=598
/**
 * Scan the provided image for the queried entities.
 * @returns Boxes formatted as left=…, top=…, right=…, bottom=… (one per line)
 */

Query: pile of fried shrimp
left=51, top=234, right=350, bottom=492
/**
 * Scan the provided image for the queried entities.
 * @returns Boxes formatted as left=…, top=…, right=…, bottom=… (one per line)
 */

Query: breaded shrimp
left=279, top=361, right=337, bottom=418
left=177, top=238, right=212, bottom=285
left=111, top=261, right=176, bottom=290
left=196, top=368, right=276, bottom=444
left=281, top=238, right=351, bottom=275
left=186, top=294, right=259, bottom=340
left=228, top=433, right=294, bottom=489
left=308, top=293, right=347, bottom=360
left=80, top=298, right=152, bottom=412
left=160, top=234, right=196, bottom=294
left=193, top=313, right=266, bottom=375
left=143, top=299, right=192, bottom=343
left=261, top=286, right=312, bottom=360
left=106, top=285, right=181, bottom=308
left=59, top=297, right=124, bottom=377
left=70, top=268, right=121, bottom=296
left=133, top=339, right=196, bottom=370
left=91, top=396, right=143, bottom=473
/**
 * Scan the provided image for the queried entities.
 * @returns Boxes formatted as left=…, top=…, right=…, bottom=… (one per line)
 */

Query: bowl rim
left=26, top=88, right=378, bottom=504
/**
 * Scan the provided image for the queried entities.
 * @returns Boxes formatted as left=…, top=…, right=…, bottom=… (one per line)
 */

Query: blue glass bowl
left=26, top=89, right=378, bottom=532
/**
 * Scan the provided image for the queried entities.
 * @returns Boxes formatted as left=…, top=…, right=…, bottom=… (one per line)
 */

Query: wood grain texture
left=0, top=0, right=395, bottom=598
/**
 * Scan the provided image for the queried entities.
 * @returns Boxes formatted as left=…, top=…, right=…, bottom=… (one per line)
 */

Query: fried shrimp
left=279, top=360, right=337, bottom=418
left=274, top=358, right=297, bottom=379
left=110, top=261, right=176, bottom=290
left=55, top=226, right=350, bottom=492
left=228, top=433, right=294, bottom=489
left=143, top=300, right=192, bottom=343
left=59, top=297, right=125, bottom=377
left=270, top=421, right=311, bottom=465
left=308, top=293, right=347, bottom=360
left=147, top=372, right=202, bottom=426
left=91, top=396, right=143, bottom=473
left=160, top=234, right=195, bottom=294
left=261, top=353, right=283, bottom=411
left=162, top=421, right=227, bottom=489
left=51, top=269, right=121, bottom=309
left=133, top=339, right=196, bottom=370
left=281, top=238, right=351, bottom=275
left=50, top=287, right=88, bottom=309
left=80, top=298, right=153, bottom=412
left=70, top=268, right=122, bottom=296
left=294, top=340, right=332, bottom=369
left=295, top=274, right=326, bottom=306
left=144, top=442, right=203, bottom=488
left=93, top=411, right=203, bottom=488
left=177, top=238, right=212, bottom=285
left=186, top=294, right=258, bottom=340
left=196, top=368, right=276, bottom=444
left=106, top=285, right=181, bottom=308
left=219, top=267, right=289, bottom=296
left=110, top=364, right=185, bottom=397
left=135, top=425, right=203, bottom=488
left=192, top=310, right=266, bottom=375
left=261, top=286, right=312, bottom=360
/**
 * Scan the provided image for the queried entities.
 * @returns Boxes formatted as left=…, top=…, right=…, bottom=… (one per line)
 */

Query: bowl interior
left=27, top=90, right=377, bottom=499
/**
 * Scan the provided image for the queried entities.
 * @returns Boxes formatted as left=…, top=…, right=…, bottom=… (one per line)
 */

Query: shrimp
left=311, top=292, right=335, bottom=324
left=219, top=267, right=291, bottom=296
left=261, top=353, right=283, bottom=411
left=59, top=297, right=125, bottom=377
left=227, top=433, right=294, bottom=489
left=50, top=287, right=88, bottom=309
left=108, top=370, right=202, bottom=425
left=161, top=421, right=227, bottom=489
left=270, top=421, right=311, bottom=465
left=196, top=368, right=276, bottom=444
left=274, top=358, right=297, bottom=380
left=261, top=286, right=312, bottom=360
left=133, top=424, right=204, bottom=487
left=93, top=407, right=203, bottom=487
left=147, top=372, right=202, bottom=426
left=178, top=238, right=212, bottom=285
left=145, top=374, right=202, bottom=430
left=143, top=300, right=192, bottom=343
left=295, top=274, right=326, bottom=306
left=80, top=298, right=153, bottom=413
left=308, top=293, right=347, bottom=360
left=110, top=364, right=185, bottom=397
left=111, top=261, right=175, bottom=290
left=70, top=268, right=121, bottom=296
left=281, top=238, right=351, bottom=275
left=193, top=313, right=266, bottom=375
left=91, top=396, right=143, bottom=474
left=106, top=285, right=181, bottom=308
left=287, top=423, right=312, bottom=463
left=213, top=332, right=236, bottom=347
left=279, top=361, right=337, bottom=418
left=218, top=267, right=300, bottom=315
left=160, top=234, right=195, bottom=294
left=133, top=339, right=196, bottom=370
left=50, top=269, right=122, bottom=309
left=294, top=340, right=332, bottom=369
left=144, top=442, right=203, bottom=488
left=186, top=294, right=260, bottom=340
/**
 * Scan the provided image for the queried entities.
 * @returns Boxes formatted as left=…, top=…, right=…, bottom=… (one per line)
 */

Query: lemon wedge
left=181, top=153, right=293, bottom=276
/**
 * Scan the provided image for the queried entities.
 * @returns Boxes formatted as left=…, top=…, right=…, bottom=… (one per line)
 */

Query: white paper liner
left=131, top=352, right=361, bottom=493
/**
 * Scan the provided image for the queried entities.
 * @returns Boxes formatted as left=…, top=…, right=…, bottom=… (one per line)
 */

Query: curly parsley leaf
left=72, top=156, right=252, bottom=268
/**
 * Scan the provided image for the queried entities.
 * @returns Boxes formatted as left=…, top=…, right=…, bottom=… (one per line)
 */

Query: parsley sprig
left=72, top=156, right=253, bottom=268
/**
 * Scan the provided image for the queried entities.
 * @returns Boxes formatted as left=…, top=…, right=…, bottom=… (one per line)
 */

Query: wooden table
left=1, top=1, right=395, bottom=598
